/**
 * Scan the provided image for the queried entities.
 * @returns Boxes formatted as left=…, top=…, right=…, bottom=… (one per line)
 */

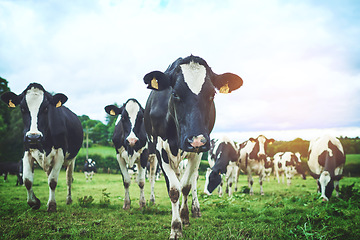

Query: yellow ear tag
left=151, top=77, right=159, bottom=90
left=56, top=101, right=62, bottom=108
left=110, top=109, right=116, bottom=116
left=8, top=100, right=16, bottom=108
left=219, top=83, right=230, bottom=94
left=269, top=141, right=273, bottom=145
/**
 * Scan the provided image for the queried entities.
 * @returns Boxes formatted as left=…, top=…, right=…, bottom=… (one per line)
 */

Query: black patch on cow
left=169, top=187, right=180, bottom=203
left=182, top=185, right=191, bottom=196
left=161, top=149, right=169, bottom=164
left=25, top=179, right=32, bottom=190
left=49, top=179, right=57, bottom=190
left=325, top=180, right=335, bottom=200
left=207, top=171, right=222, bottom=193
left=328, top=141, right=346, bottom=167
left=249, top=140, right=259, bottom=160
left=140, top=148, right=149, bottom=169
left=278, top=162, right=282, bottom=169
left=318, top=150, right=327, bottom=167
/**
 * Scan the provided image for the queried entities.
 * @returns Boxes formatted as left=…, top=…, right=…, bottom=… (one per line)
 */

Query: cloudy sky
left=1, top=0, right=360, bottom=140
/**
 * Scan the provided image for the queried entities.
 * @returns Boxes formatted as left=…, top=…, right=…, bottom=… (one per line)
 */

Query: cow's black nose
left=26, top=134, right=42, bottom=144
left=185, top=135, right=209, bottom=152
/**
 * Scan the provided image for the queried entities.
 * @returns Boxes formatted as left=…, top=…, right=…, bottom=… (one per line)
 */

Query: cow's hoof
left=191, top=206, right=202, bottom=218
left=28, top=197, right=41, bottom=210
left=170, top=220, right=182, bottom=240
left=261, top=192, right=265, bottom=196
left=47, top=202, right=57, bottom=212
left=180, top=208, right=190, bottom=226
left=150, top=196, right=155, bottom=205
left=123, top=201, right=131, bottom=210
left=66, top=197, right=73, bottom=205
left=139, top=200, right=146, bottom=209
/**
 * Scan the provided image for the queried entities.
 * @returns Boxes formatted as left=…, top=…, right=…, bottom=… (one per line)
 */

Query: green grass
left=345, top=154, right=360, bottom=165
left=78, top=145, right=116, bottom=157
left=1, top=169, right=360, bottom=240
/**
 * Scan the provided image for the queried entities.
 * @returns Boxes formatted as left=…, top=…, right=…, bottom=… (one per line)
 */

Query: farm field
left=1, top=169, right=360, bottom=239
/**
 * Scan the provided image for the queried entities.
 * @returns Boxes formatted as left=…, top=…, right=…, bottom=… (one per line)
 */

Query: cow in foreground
left=236, top=135, right=275, bottom=195
left=0, top=159, right=23, bottom=186
left=84, top=158, right=96, bottom=182
left=204, top=136, right=239, bottom=197
left=273, top=152, right=306, bottom=185
left=143, top=55, right=243, bottom=239
left=1, top=83, right=83, bottom=212
left=307, top=135, right=345, bottom=201
left=105, top=98, right=155, bottom=209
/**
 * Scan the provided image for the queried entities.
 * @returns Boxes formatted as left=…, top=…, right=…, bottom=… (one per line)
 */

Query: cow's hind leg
left=148, top=154, right=157, bottom=204
left=136, top=162, right=146, bottom=208
left=334, top=180, right=340, bottom=197
left=117, top=155, right=131, bottom=210
left=23, top=152, right=41, bottom=209
left=66, top=159, right=75, bottom=205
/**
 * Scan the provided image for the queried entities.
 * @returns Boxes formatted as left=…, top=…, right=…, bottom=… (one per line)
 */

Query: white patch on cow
left=118, top=145, right=145, bottom=168
left=257, top=135, right=267, bottom=156
left=125, top=100, right=140, bottom=141
left=180, top=61, right=206, bottom=95
left=25, top=87, right=44, bottom=137
left=203, top=168, right=212, bottom=195
left=319, top=171, right=331, bottom=200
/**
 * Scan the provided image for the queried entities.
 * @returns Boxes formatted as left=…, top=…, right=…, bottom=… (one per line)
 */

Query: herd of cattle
left=0, top=55, right=346, bottom=239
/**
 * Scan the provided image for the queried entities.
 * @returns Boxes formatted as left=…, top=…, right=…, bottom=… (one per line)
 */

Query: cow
left=1, top=83, right=83, bottom=212
left=105, top=98, right=156, bottom=209
left=264, top=157, right=273, bottom=182
left=204, top=136, right=239, bottom=197
left=84, top=158, right=96, bottom=182
left=236, top=135, right=275, bottom=195
left=0, top=159, right=23, bottom=186
left=143, top=55, right=243, bottom=239
left=273, top=152, right=306, bottom=185
left=307, top=135, right=345, bottom=201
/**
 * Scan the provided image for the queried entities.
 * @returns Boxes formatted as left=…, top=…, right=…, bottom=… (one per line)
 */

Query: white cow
left=274, top=152, right=306, bottom=185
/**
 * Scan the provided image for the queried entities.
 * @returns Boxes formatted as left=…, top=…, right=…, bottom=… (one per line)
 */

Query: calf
left=105, top=98, right=155, bottom=209
left=143, top=55, right=243, bottom=239
left=1, top=83, right=83, bottom=212
left=307, top=135, right=345, bottom=201
left=274, top=152, right=306, bottom=185
left=236, top=135, right=275, bottom=195
left=0, top=159, right=23, bottom=185
left=84, top=158, right=96, bottom=181
left=204, top=136, right=239, bottom=197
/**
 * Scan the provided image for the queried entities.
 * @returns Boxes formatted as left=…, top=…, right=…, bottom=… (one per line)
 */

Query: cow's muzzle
left=185, top=135, right=208, bottom=152
left=25, top=133, right=43, bottom=147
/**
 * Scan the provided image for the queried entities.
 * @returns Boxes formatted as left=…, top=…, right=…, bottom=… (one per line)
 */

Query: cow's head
left=1, top=83, right=68, bottom=150
left=248, top=135, right=275, bottom=160
left=204, top=168, right=221, bottom=195
left=144, top=55, right=243, bottom=152
left=105, top=99, right=146, bottom=151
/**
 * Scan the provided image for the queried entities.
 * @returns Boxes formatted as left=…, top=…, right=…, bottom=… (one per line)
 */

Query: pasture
left=1, top=167, right=360, bottom=240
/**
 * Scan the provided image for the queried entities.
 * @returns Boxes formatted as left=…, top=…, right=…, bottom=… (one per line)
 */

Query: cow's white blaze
left=180, top=61, right=206, bottom=95
left=125, top=100, right=140, bottom=141
left=25, top=87, right=44, bottom=137
left=257, top=135, right=267, bottom=156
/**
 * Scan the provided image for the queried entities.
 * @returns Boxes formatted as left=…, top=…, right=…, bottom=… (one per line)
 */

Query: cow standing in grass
left=84, top=158, right=96, bottom=182
left=307, top=135, right=345, bottom=201
left=274, top=152, right=306, bottom=185
left=143, top=55, right=243, bottom=239
left=105, top=99, right=155, bottom=209
left=0, top=159, right=23, bottom=186
left=1, top=83, right=83, bottom=212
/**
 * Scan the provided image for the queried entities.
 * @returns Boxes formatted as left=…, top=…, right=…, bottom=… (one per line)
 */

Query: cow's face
left=105, top=99, right=146, bottom=150
left=248, top=135, right=275, bottom=160
left=205, top=169, right=222, bottom=194
left=1, top=83, right=67, bottom=150
left=144, top=55, right=243, bottom=153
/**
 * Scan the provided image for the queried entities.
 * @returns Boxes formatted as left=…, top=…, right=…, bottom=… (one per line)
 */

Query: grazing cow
left=307, top=135, right=345, bottom=201
left=0, top=159, right=23, bottom=186
left=274, top=152, right=306, bottom=185
left=84, top=158, right=96, bottom=182
left=105, top=98, right=155, bottom=209
left=264, top=157, right=273, bottom=182
left=143, top=55, right=243, bottom=239
left=236, top=135, right=275, bottom=195
left=1, top=83, right=83, bottom=212
left=204, top=136, right=239, bottom=197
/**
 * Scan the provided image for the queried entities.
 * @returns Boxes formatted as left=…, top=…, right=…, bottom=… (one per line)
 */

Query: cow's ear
left=249, top=138, right=256, bottom=143
left=53, top=94, right=68, bottom=108
left=309, top=171, right=320, bottom=179
left=1, top=92, right=20, bottom=108
left=144, top=71, right=171, bottom=90
left=105, top=105, right=122, bottom=116
left=267, top=138, right=275, bottom=145
left=331, top=175, right=343, bottom=181
left=212, top=73, right=243, bottom=94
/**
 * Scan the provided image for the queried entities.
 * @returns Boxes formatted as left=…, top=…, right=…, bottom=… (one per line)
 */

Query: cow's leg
left=191, top=170, right=201, bottom=218
left=23, top=152, right=41, bottom=209
left=46, top=150, right=65, bottom=212
left=136, top=162, right=146, bottom=208
left=334, top=180, right=340, bottom=197
left=275, top=169, right=280, bottom=183
left=226, top=164, right=234, bottom=197
left=247, top=169, right=254, bottom=195
left=259, top=169, right=265, bottom=195
left=65, top=159, right=75, bottom=205
left=117, top=154, right=131, bottom=210
left=234, top=167, right=240, bottom=192
left=218, top=175, right=223, bottom=197
left=148, top=153, right=157, bottom=204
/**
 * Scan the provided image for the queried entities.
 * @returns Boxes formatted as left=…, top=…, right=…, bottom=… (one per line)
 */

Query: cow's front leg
left=23, top=152, right=40, bottom=209
left=136, top=162, right=146, bottom=208
left=259, top=171, right=265, bottom=195
left=247, top=169, right=254, bottom=195
left=117, top=155, right=131, bottom=210
left=46, top=150, right=64, bottom=212
left=191, top=171, right=201, bottom=218
left=65, top=159, right=75, bottom=205
left=148, top=153, right=157, bottom=204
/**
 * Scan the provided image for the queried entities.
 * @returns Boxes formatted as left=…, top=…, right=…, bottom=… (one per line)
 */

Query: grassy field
left=1, top=168, right=360, bottom=240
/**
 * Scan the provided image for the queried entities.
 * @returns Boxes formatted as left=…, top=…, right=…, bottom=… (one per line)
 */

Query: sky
left=1, top=0, right=360, bottom=141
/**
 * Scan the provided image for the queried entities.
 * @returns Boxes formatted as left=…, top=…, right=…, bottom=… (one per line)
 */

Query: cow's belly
left=28, top=148, right=69, bottom=172
left=118, top=146, right=145, bottom=167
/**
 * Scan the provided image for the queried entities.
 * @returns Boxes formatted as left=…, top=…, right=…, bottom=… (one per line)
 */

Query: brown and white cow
left=236, top=135, right=275, bottom=195
left=273, top=152, right=306, bottom=185
left=143, top=55, right=243, bottom=239
left=307, top=135, right=345, bottom=201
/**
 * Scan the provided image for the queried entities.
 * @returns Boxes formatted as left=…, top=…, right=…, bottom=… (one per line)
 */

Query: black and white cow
left=307, top=135, right=345, bottom=201
left=273, top=152, right=306, bottom=185
left=204, top=136, right=239, bottom=197
left=0, top=159, right=23, bottom=186
left=84, top=158, right=96, bottom=182
left=264, top=157, right=273, bottom=182
left=143, top=55, right=243, bottom=239
left=1, top=83, right=83, bottom=212
left=236, top=135, right=275, bottom=195
left=105, top=98, right=155, bottom=209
